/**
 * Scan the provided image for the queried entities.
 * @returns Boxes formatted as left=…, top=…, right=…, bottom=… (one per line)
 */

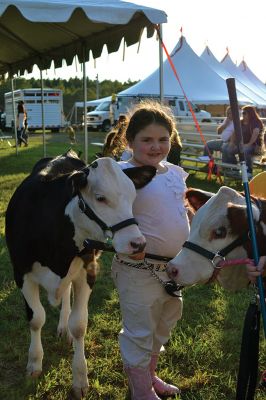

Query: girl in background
left=222, top=106, right=264, bottom=179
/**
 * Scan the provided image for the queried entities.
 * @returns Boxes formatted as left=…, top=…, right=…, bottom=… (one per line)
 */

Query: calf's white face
left=67, top=158, right=150, bottom=254
left=167, top=186, right=260, bottom=291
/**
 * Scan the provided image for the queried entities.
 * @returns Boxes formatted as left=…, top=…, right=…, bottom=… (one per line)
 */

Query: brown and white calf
left=167, top=186, right=266, bottom=291
left=5, top=150, right=156, bottom=399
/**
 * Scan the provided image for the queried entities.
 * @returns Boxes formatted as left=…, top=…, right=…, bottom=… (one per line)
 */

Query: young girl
left=111, top=101, right=190, bottom=399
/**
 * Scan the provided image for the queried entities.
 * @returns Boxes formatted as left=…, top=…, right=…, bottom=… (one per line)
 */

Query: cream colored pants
left=111, top=257, right=183, bottom=368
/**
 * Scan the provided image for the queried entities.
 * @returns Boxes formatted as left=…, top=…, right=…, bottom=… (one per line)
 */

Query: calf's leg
left=57, top=284, right=72, bottom=343
left=22, top=275, right=46, bottom=377
left=68, top=267, right=92, bottom=399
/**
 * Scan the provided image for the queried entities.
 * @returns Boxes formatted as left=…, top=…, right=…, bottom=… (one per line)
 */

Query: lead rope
left=235, top=287, right=261, bottom=400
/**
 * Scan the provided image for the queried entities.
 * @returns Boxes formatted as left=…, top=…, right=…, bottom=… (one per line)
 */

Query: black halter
left=183, top=231, right=250, bottom=269
left=77, top=192, right=138, bottom=241
left=183, top=196, right=262, bottom=269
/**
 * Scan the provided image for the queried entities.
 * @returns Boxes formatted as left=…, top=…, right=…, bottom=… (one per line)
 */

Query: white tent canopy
left=221, top=53, right=266, bottom=103
left=118, top=36, right=252, bottom=105
left=0, top=0, right=167, bottom=77
left=238, top=60, right=266, bottom=97
left=0, top=0, right=166, bottom=161
left=200, top=47, right=266, bottom=107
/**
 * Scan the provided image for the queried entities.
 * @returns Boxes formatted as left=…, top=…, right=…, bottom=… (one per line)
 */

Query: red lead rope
left=154, top=26, right=223, bottom=184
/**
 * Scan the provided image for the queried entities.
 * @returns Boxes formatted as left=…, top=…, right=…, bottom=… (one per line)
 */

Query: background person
left=166, top=128, right=182, bottom=165
left=203, top=106, right=234, bottom=158
left=111, top=101, right=190, bottom=399
left=109, top=94, right=118, bottom=127
left=17, top=100, right=28, bottom=146
left=101, top=115, right=127, bottom=159
left=222, top=106, right=265, bottom=178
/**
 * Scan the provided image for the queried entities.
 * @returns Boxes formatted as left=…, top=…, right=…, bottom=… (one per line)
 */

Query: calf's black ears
left=67, top=169, right=89, bottom=196
left=123, top=166, right=156, bottom=189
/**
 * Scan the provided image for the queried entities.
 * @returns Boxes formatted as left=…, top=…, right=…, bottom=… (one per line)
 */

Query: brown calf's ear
left=186, top=188, right=214, bottom=211
left=67, top=170, right=88, bottom=197
left=123, top=166, right=156, bottom=189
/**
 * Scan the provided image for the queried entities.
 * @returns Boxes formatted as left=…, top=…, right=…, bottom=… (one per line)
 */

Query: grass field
left=0, top=132, right=265, bottom=400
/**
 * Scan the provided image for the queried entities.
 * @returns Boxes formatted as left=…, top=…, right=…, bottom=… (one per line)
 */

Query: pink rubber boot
left=124, top=365, right=161, bottom=400
left=150, top=354, right=181, bottom=397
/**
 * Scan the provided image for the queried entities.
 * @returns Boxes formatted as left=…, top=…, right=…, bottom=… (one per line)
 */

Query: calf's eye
left=96, top=195, right=106, bottom=202
left=212, top=226, right=227, bottom=239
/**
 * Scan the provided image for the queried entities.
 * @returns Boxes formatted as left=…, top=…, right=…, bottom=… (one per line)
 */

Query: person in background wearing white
left=202, top=106, right=234, bottom=156
left=17, top=100, right=28, bottom=146
left=111, top=101, right=190, bottom=399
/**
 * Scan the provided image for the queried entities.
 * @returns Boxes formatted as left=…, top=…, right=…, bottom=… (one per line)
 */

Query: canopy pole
left=226, top=78, right=266, bottom=337
left=40, top=69, right=46, bottom=157
left=11, top=77, right=18, bottom=155
left=159, top=24, right=164, bottom=104
left=83, top=45, right=88, bottom=164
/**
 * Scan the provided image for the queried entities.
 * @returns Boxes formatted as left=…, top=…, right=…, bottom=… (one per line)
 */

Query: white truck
left=4, top=88, right=65, bottom=132
left=168, top=98, right=212, bottom=122
left=86, top=96, right=211, bottom=132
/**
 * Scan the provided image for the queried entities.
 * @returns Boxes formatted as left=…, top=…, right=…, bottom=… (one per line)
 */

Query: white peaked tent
left=200, top=47, right=266, bottom=107
left=221, top=53, right=266, bottom=102
left=238, top=60, right=266, bottom=97
left=118, top=36, right=252, bottom=105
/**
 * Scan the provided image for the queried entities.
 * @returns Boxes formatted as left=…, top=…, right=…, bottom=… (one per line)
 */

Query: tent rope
left=154, top=26, right=222, bottom=184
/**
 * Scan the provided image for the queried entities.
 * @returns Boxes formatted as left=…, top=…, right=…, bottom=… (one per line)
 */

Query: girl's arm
left=246, top=127, right=260, bottom=146
left=217, top=118, right=230, bottom=134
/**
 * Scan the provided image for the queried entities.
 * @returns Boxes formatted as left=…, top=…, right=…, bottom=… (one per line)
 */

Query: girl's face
left=242, top=110, right=250, bottom=123
left=129, top=123, right=171, bottom=168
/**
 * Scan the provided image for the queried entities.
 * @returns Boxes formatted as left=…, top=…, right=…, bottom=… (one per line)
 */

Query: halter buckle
left=104, top=230, right=113, bottom=247
left=211, top=253, right=225, bottom=269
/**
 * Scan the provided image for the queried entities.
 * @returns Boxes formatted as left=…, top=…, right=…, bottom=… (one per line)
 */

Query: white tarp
left=0, top=0, right=167, bottom=76
left=200, top=46, right=266, bottom=107
left=221, top=53, right=266, bottom=103
left=238, top=60, right=266, bottom=97
left=118, top=36, right=253, bottom=105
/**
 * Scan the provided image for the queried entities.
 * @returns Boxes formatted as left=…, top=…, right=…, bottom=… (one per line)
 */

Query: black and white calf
left=5, top=150, right=155, bottom=399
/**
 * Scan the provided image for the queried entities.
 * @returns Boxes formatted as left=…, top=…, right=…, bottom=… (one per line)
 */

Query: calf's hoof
left=70, top=385, right=89, bottom=399
left=27, top=368, right=42, bottom=378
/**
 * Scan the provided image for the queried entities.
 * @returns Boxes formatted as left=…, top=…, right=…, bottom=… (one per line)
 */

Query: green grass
left=0, top=133, right=265, bottom=399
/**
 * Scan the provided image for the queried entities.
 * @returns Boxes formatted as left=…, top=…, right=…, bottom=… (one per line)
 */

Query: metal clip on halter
left=211, top=253, right=225, bottom=269
left=104, top=230, right=113, bottom=247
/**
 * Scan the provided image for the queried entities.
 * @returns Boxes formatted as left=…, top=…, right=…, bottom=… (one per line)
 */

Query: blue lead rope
left=226, top=78, right=266, bottom=338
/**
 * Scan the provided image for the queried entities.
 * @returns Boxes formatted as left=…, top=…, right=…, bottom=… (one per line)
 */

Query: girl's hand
left=247, top=256, right=266, bottom=283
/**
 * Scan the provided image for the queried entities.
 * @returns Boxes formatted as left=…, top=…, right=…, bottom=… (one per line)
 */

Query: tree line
left=0, top=77, right=138, bottom=119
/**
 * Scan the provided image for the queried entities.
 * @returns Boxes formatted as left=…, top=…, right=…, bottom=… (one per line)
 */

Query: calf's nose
left=167, top=262, right=179, bottom=279
left=130, top=237, right=146, bottom=253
